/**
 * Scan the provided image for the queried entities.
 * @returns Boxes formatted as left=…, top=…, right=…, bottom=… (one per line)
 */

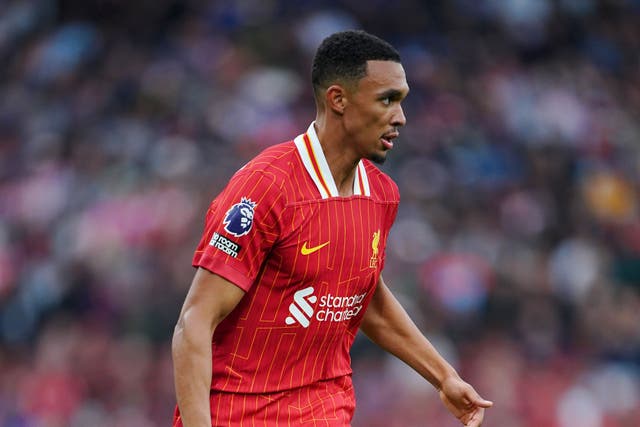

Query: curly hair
left=311, top=30, right=401, bottom=99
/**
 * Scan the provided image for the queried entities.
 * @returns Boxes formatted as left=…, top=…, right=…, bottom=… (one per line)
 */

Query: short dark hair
left=311, top=30, right=401, bottom=99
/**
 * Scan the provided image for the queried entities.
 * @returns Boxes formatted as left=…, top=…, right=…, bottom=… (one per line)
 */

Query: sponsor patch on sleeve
left=209, top=232, right=242, bottom=258
left=223, top=197, right=257, bottom=237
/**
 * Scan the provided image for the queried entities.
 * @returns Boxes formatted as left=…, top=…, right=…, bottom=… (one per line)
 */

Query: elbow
left=171, top=315, right=186, bottom=356
left=171, top=308, right=217, bottom=356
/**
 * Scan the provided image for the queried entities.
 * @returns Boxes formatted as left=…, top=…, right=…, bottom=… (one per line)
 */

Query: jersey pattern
left=188, top=123, right=399, bottom=425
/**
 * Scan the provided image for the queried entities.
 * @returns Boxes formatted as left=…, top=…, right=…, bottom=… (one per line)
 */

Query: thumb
left=471, top=395, right=494, bottom=408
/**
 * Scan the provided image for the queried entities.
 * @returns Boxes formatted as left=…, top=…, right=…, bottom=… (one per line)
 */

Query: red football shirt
left=178, top=123, right=399, bottom=426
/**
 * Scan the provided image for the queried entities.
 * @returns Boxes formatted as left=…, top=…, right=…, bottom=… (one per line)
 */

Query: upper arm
left=361, top=274, right=390, bottom=332
left=192, top=169, right=285, bottom=292
left=176, top=267, right=246, bottom=333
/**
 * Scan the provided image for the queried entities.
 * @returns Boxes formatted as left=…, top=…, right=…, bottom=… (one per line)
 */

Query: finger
left=468, top=392, right=493, bottom=408
left=464, top=409, right=485, bottom=427
left=473, top=397, right=493, bottom=408
left=464, top=417, right=481, bottom=427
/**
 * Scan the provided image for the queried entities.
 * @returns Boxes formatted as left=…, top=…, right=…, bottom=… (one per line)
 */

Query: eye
left=381, top=97, right=391, bottom=106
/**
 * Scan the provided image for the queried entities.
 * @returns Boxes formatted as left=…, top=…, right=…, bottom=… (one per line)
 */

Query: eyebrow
left=378, top=88, right=409, bottom=100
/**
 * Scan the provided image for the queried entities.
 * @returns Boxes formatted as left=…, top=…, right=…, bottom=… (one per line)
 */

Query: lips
left=381, top=131, right=399, bottom=150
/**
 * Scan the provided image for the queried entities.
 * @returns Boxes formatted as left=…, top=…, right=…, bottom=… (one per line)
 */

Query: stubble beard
left=369, top=152, right=387, bottom=165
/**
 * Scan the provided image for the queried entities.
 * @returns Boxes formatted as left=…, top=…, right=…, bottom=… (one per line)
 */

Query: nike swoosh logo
left=301, top=241, right=330, bottom=255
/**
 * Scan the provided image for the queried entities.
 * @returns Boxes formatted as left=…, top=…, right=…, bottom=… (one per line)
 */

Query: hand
left=438, top=376, right=493, bottom=427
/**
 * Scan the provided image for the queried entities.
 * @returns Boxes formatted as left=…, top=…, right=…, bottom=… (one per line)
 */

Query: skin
left=315, top=60, right=409, bottom=196
left=361, top=276, right=493, bottom=427
left=172, top=59, right=492, bottom=427
left=172, top=268, right=244, bottom=427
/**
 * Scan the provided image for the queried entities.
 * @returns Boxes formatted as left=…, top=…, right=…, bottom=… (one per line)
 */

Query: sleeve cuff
left=193, top=259, right=252, bottom=292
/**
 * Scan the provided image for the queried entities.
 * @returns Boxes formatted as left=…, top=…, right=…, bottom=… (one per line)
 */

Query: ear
left=325, top=85, right=347, bottom=115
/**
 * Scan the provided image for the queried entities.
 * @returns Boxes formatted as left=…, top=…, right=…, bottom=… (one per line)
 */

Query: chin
left=369, top=153, right=387, bottom=165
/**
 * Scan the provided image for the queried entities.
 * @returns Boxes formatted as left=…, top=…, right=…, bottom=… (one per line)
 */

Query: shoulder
left=363, top=160, right=400, bottom=203
left=240, top=141, right=298, bottom=174
left=224, top=141, right=300, bottom=205
left=233, top=141, right=298, bottom=184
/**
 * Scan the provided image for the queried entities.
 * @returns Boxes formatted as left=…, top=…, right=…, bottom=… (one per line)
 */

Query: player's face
left=344, top=60, right=409, bottom=164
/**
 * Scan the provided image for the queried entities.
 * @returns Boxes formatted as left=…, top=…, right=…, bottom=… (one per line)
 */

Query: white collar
left=293, top=122, right=370, bottom=199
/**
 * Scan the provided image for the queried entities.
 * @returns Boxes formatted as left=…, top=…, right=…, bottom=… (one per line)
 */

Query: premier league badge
left=223, top=197, right=257, bottom=237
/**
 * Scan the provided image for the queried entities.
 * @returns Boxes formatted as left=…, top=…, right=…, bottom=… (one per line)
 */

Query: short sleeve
left=193, top=169, right=284, bottom=292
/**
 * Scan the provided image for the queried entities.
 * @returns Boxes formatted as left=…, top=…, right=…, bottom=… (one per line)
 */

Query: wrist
left=434, top=368, right=460, bottom=391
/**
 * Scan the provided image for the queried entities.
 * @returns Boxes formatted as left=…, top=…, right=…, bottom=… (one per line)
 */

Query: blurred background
left=1, top=0, right=639, bottom=426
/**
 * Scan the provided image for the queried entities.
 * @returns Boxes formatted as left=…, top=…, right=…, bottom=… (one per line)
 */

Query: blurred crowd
left=1, top=0, right=639, bottom=426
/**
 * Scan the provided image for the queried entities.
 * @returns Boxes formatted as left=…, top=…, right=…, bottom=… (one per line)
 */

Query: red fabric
left=173, top=375, right=356, bottom=426
left=188, top=138, right=398, bottom=424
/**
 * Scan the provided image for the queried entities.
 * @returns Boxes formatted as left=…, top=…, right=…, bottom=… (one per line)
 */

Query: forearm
left=172, top=268, right=246, bottom=426
left=172, top=314, right=214, bottom=427
left=360, top=280, right=459, bottom=390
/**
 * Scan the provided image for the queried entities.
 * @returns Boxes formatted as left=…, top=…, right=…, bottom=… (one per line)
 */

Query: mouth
left=380, top=131, right=399, bottom=150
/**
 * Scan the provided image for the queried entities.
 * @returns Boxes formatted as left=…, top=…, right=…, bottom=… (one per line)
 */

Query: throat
left=338, top=186, right=354, bottom=197
left=333, top=168, right=357, bottom=197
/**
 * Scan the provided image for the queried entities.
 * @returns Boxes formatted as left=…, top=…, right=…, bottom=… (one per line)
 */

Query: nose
left=392, top=104, right=406, bottom=127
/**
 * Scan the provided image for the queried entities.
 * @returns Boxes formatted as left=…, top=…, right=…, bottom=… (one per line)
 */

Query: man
left=172, top=30, right=492, bottom=426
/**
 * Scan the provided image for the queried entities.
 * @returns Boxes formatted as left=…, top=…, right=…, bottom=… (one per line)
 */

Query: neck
left=313, top=117, right=359, bottom=197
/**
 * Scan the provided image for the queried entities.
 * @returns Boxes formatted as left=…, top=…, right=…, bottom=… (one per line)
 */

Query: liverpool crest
left=370, top=229, right=380, bottom=268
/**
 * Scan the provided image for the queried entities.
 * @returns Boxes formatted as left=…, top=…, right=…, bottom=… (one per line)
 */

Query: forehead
left=359, top=60, right=409, bottom=94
